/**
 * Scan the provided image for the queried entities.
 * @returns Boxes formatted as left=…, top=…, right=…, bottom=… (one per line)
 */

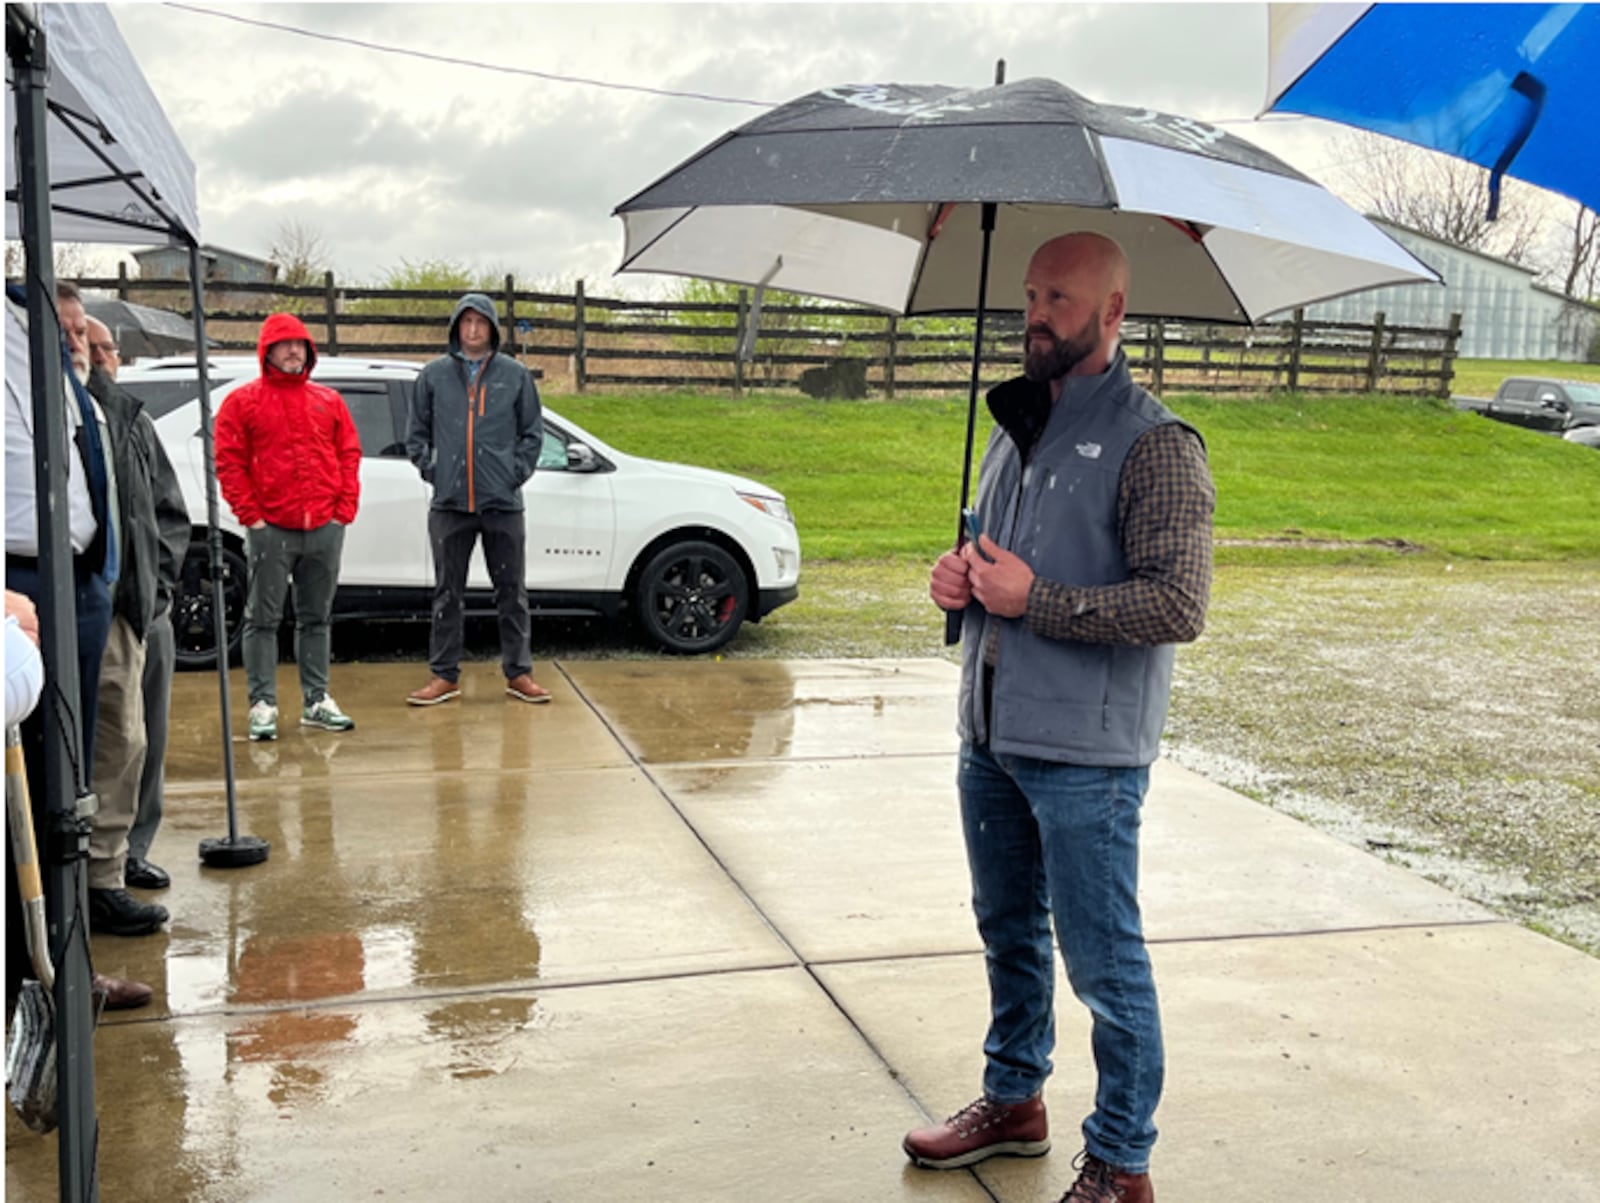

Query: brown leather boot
left=1059, top=1150, right=1153, bottom=1203
left=903, top=1094, right=1049, bottom=1169
left=92, top=972, right=153, bottom=1011
left=406, top=677, right=461, bottom=706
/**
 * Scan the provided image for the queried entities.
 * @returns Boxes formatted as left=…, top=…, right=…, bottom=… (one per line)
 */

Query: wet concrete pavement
left=6, top=658, right=1598, bottom=1201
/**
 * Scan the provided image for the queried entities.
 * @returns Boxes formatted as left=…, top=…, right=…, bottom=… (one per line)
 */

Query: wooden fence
left=77, top=267, right=1464, bottom=399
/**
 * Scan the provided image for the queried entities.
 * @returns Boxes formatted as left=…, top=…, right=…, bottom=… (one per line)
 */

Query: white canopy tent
left=4, top=2, right=198, bottom=245
left=6, top=9, right=227, bottom=1200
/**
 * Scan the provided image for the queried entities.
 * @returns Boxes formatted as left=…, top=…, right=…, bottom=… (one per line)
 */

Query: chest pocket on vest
left=1020, top=460, right=1123, bottom=583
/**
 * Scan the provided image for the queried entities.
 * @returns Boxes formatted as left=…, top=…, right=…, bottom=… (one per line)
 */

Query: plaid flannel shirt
left=985, top=421, right=1214, bottom=664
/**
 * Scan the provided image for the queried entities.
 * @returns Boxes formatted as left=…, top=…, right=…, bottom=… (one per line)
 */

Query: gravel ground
left=1165, top=559, right=1600, bottom=956
left=331, top=556, right=1600, bottom=956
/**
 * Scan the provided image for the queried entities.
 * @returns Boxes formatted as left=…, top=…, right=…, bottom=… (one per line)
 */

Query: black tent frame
left=6, top=7, right=240, bottom=1200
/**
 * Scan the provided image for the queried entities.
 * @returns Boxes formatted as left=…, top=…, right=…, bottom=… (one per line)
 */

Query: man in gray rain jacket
left=405, top=293, right=548, bottom=706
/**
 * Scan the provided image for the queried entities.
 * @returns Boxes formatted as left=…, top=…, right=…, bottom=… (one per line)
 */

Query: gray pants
left=244, top=522, right=345, bottom=708
left=128, top=605, right=173, bottom=863
left=428, top=508, right=530, bottom=682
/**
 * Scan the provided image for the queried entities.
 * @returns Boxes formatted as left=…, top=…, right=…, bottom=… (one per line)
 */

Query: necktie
left=66, top=352, right=117, bottom=585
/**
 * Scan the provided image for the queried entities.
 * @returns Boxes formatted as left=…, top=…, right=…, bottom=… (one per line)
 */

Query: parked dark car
left=1481, top=377, right=1600, bottom=433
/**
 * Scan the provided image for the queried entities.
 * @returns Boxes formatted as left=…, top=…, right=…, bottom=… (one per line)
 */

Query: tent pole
left=186, top=244, right=236, bottom=835
left=189, top=246, right=268, bottom=870
left=7, top=8, right=100, bottom=1200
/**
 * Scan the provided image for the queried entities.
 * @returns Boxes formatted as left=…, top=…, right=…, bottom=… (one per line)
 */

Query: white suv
left=119, top=356, right=801, bottom=666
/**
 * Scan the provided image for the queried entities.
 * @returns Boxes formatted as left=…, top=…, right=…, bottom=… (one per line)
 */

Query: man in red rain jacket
left=214, top=313, right=361, bottom=741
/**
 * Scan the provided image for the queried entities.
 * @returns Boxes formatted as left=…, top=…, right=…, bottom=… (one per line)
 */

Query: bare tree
left=4, top=239, right=93, bottom=282
left=268, top=218, right=330, bottom=288
left=1328, top=130, right=1546, bottom=264
left=1559, top=204, right=1599, bottom=301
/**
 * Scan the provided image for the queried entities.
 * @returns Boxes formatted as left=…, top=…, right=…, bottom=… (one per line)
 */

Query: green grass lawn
left=1449, top=356, right=1600, bottom=398
left=530, top=382, right=1598, bottom=953
left=547, top=388, right=1600, bottom=563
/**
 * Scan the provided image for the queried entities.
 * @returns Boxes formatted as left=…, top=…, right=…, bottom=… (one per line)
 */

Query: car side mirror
left=566, top=441, right=599, bottom=472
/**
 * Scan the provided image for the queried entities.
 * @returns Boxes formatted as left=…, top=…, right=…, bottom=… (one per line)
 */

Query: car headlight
left=738, top=492, right=793, bottom=524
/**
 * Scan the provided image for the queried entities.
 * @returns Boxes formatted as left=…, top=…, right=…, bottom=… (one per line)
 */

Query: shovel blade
left=5, top=980, right=58, bottom=1134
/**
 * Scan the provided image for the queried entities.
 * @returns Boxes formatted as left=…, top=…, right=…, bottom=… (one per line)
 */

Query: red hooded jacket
left=214, top=313, right=361, bottom=530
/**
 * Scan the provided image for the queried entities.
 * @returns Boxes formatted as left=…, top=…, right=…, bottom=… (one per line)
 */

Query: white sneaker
left=301, top=695, right=355, bottom=732
left=248, top=701, right=278, bottom=742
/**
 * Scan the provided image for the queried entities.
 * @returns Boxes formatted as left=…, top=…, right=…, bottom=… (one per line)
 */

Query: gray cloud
left=200, top=88, right=437, bottom=182
left=103, top=2, right=1347, bottom=290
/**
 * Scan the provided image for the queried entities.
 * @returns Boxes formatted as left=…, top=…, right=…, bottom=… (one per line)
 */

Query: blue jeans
left=958, top=741, right=1162, bottom=1174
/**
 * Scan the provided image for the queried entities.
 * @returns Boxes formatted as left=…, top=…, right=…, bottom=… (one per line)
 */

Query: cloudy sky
left=107, top=1, right=1343, bottom=295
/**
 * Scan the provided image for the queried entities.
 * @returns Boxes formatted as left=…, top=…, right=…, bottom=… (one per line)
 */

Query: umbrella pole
left=186, top=246, right=268, bottom=871
left=945, top=199, right=997, bottom=647
left=945, top=58, right=1006, bottom=647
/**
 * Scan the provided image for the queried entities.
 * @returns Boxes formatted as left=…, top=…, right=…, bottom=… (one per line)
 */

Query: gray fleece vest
left=957, top=352, right=1191, bottom=767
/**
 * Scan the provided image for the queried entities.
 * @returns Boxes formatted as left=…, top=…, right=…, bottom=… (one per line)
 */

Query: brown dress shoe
left=504, top=674, right=551, bottom=704
left=1059, top=1150, right=1153, bottom=1203
left=903, top=1094, right=1049, bottom=1169
left=92, top=972, right=153, bottom=1011
left=407, top=677, right=461, bottom=706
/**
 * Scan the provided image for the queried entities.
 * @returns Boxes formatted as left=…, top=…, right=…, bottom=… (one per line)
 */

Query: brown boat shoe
left=406, top=677, right=461, bottom=706
left=505, top=674, right=552, bottom=704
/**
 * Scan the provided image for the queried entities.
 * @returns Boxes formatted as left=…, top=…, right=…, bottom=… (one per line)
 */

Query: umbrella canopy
left=614, top=77, right=1439, bottom=323
left=84, top=297, right=206, bottom=359
left=1262, top=3, right=1600, bottom=215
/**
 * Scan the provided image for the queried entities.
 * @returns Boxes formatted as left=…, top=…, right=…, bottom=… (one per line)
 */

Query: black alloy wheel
left=173, top=537, right=247, bottom=670
left=633, top=540, right=749, bottom=654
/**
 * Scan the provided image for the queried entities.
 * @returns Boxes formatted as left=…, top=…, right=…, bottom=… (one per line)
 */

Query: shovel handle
left=6, top=728, right=54, bottom=988
left=5, top=733, right=41, bottom=900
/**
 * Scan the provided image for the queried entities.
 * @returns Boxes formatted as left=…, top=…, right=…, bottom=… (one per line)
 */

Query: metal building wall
left=1299, top=220, right=1597, bottom=361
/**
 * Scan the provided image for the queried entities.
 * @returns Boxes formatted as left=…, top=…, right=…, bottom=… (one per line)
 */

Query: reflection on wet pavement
left=568, top=659, right=958, bottom=764
left=10, top=658, right=1596, bottom=1202
left=6, top=660, right=981, bottom=1201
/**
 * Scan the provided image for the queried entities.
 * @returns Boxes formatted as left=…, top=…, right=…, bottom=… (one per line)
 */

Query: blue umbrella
left=1263, top=3, right=1599, bottom=216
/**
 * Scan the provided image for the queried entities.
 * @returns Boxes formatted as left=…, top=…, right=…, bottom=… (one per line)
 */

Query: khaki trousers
left=89, top=614, right=147, bottom=889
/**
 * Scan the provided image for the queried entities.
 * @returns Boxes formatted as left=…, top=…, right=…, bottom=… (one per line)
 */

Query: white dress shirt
left=5, top=300, right=97, bottom=556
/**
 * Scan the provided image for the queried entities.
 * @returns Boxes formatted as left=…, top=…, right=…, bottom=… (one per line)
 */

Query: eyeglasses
left=91, top=342, right=119, bottom=356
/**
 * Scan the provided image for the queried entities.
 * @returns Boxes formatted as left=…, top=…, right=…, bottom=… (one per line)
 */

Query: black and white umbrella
left=614, top=75, right=1440, bottom=642
left=614, top=77, right=1440, bottom=323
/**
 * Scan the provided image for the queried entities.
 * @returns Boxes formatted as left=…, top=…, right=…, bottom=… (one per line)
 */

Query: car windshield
left=1561, top=382, right=1600, bottom=406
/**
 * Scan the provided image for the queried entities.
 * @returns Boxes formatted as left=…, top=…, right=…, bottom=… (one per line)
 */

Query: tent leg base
left=198, top=835, right=270, bottom=869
